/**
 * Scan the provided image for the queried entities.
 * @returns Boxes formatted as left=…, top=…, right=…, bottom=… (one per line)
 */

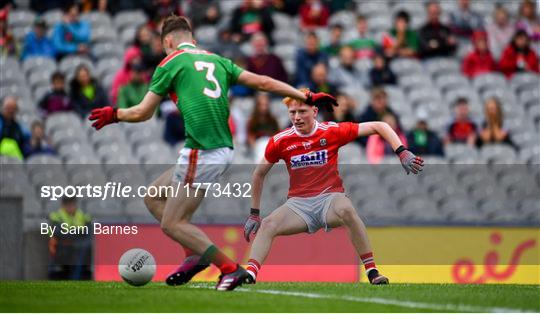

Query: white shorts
left=285, top=192, right=344, bottom=234
left=172, top=147, right=234, bottom=186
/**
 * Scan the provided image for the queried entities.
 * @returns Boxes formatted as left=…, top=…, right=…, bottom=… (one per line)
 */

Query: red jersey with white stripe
left=265, top=121, right=359, bottom=198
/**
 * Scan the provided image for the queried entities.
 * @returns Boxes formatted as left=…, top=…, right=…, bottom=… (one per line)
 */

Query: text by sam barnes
left=41, top=223, right=138, bottom=237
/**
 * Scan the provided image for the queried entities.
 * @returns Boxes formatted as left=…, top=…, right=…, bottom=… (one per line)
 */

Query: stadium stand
left=0, top=0, right=538, bottom=229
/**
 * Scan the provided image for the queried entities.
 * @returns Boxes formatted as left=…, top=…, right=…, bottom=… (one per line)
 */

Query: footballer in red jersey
left=242, top=90, right=424, bottom=287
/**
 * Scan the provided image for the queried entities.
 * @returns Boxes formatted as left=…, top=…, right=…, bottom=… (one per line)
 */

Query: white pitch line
left=187, top=284, right=533, bottom=313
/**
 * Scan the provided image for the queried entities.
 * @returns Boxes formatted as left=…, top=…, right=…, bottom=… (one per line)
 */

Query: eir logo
left=290, top=150, right=328, bottom=169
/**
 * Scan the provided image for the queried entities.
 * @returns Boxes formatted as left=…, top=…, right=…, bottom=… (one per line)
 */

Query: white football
left=118, top=248, right=156, bottom=286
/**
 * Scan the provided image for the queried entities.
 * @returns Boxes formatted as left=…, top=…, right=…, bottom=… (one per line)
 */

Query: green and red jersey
left=149, top=43, right=244, bottom=150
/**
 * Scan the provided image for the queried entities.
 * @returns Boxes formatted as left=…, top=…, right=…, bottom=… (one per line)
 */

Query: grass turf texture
left=1, top=281, right=538, bottom=312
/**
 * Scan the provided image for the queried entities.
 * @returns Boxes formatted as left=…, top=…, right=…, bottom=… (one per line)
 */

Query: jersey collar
left=293, top=120, right=319, bottom=137
left=177, top=42, right=196, bottom=49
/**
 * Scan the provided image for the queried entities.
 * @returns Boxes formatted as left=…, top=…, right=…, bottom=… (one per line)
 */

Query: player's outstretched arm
left=236, top=71, right=338, bottom=112
left=358, top=121, right=424, bottom=174
left=89, top=91, right=162, bottom=130
left=117, top=91, right=162, bottom=122
left=244, top=158, right=274, bottom=242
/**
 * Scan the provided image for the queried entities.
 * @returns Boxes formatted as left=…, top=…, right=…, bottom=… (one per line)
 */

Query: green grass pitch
left=1, top=281, right=539, bottom=312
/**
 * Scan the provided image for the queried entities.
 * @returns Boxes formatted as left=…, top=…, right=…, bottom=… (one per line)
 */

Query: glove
left=243, top=208, right=261, bottom=242
left=304, top=91, right=338, bottom=112
left=89, top=106, right=118, bottom=130
left=395, top=146, right=424, bottom=175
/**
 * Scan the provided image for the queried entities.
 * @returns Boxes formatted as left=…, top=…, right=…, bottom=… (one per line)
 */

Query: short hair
left=62, top=196, right=77, bottom=205
left=160, top=15, right=192, bottom=42
left=51, top=71, right=64, bottom=82
left=330, top=23, right=343, bottom=31
left=395, top=10, right=410, bottom=23
left=62, top=2, right=78, bottom=13
left=371, top=86, right=387, bottom=99
left=454, top=97, right=469, bottom=107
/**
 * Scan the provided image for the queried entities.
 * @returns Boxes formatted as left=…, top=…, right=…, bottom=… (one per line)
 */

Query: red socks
left=360, top=252, right=377, bottom=274
left=200, top=245, right=238, bottom=274
left=246, top=259, right=260, bottom=280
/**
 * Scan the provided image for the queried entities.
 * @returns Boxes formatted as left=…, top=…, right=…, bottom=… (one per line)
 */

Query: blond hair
left=283, top=88, right=310, bottom=107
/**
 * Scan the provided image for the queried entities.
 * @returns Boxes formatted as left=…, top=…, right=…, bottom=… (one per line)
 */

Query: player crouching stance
left=243, top=92, right=424, bottom=287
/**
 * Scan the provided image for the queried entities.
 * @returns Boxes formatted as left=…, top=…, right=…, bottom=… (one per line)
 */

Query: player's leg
left=143, top=166, right=173, bottom=221
left=143, top=167, right=201, bottom=285
left=245, top=205, right=308, bottom=282
left=325, top=194, right=389, bottom=284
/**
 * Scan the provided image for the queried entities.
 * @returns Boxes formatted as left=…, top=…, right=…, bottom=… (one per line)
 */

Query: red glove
left=89, top=107, right=118, bottom=130
left=395, top=146, right=424, bottom=175
left=305, top=91, right=339, bottom=112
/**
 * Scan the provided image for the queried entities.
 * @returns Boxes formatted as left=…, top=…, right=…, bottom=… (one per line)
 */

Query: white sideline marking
left=188, top=284, right=532, bottom=313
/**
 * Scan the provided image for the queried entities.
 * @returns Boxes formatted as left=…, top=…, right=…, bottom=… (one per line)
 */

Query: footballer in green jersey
left=89, top=15, right=338, bottom=291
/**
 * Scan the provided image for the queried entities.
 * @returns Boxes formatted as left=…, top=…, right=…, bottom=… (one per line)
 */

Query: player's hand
left=89, top=106, right=118, bottom=130
left=244, top=208, right=261, bottom=242
left=396, top=146, right=424, bottom=175
left=305, top=91, right=338, bottom=112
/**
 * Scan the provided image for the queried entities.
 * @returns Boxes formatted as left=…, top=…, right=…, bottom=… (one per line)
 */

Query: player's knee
left=260, top=217, right=279, bottom=236
left=337, top=207, right=358, bottom=221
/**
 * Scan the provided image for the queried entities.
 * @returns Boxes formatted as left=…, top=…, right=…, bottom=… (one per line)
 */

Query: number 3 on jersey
left=194, top=61, right=222, bottom=98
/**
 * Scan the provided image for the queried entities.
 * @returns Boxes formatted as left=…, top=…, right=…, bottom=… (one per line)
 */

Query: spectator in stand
left=328, top=45, right=368, bottom=91
left=48, top=196, right=92, bottom=280
left=307, top=63, right=337, bottom=95
left=25, top=120, right=55, bottom=157
left=462, top=31, right=497, bottom=79
left=383, top=10, right=419, bottom=59
left=419, top=1, right=457, bottom=58
left=357, top=87, right=397, bottom=123
left=21, top=18, right=55, bottom=61
left=117, top=63, right=148, bottom=109
left=499, top=30, right=539, bottom=77
left=230, top=0, right=275, bottom=45
left=516, top=0, right=540, bottom=43
left=299, top=0, right=330, bottom=31
left=295, top=31, right=328, bottom=87
left=144, top=0, right=183, bottom=30
left=321, top=93, right=357, bottom=122
left=366, top=113, right=407, bottom=164
left=80, top=0, right=108, bottom=13
left=321, top=23, right=343, bottom=56
left=247, top=92, right=279, bottom=148
left=348, top=15, right=377, bottom=59
left=407, top=111, right=444, bottom=156
left=111, top=47, right=144, bottom=104
left=477, top=97, right=514, bottom=148
left=69, top=64, right=109, bottom=117
left=246, top=32, right=288, bottom=83
left=0, top=96, right=29, bottom=160
left=133, top=25, right=158, bottom=70
left=30, top=0, right=67, bottom=14
left=270, top=0, right=301, bottom=16
left=187, top=0, right=220, bottom=27
left=449, top=0, right=484, bottom=39
left=369, top=53, right=397, bottom=87
left=357, top=87, right=398, bottom=146
left=163, top=110, right=185, bottom=146
left=486, top=5, right=515, bottom=60
left=0, top=7, right=17, bottom=56
left=143, top=31, right=165, bottom=71
left=38, top=72, right=74, bottom=117
left=52, top=3, right=91, bottom=60
left=445, top=97, right=477, bottom=146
